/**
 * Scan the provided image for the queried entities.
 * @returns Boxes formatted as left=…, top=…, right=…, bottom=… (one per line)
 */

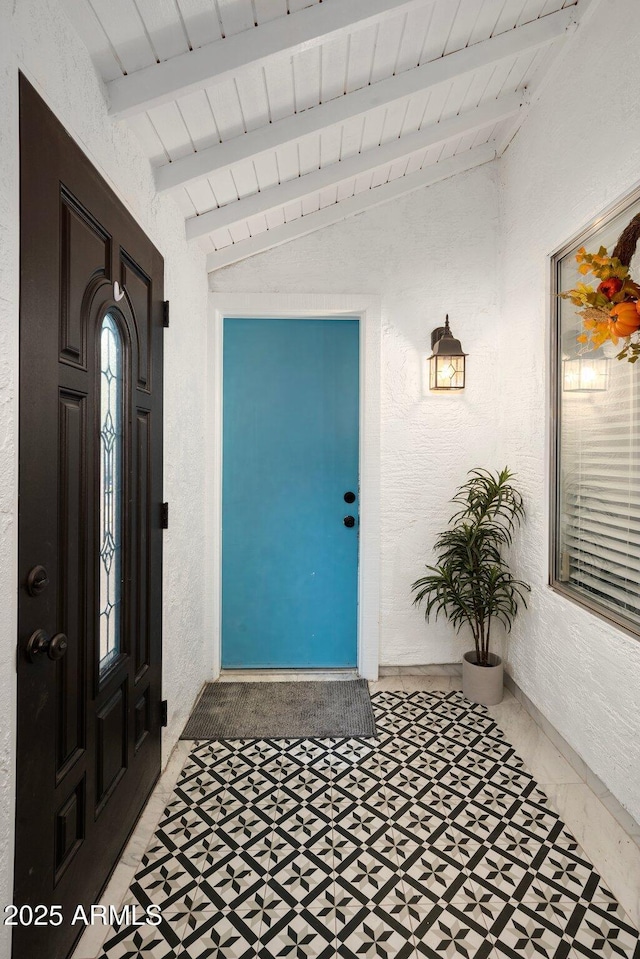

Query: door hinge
left=161, top=700, right=168, bottom=727
left=161, top=502, right=169, bottom=529
left=163, top=301, right=170, bottom=328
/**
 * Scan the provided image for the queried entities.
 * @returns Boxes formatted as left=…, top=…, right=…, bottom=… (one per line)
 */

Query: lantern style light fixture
left=429, top=315, right=467, bottom=390
left=562, top=356, right=609, bottom=392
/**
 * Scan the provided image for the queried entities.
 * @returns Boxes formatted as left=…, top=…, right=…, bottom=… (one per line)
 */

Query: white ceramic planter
left=462, top=651, right=504, bottom=706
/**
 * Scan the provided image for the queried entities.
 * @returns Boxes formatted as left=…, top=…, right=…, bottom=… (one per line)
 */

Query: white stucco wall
left=209, top=0, right=640, bottom=827
left=498, top=0, right=640, bottom=823
left=0, top=0, right=210, bottom=945
left=210, top=162, right=503, bottom=667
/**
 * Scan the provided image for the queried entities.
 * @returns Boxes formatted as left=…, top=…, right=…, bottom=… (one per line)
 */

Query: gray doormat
left=180, top=679, right=376, bottom=740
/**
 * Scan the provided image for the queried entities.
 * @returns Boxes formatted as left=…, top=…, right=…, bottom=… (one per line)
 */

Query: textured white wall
left=210, top=163, right=503, bottom=667
left=0, top=0, right=210, bottom=944
left=499, top=0, right=640, bottom=823
left=210, top=0, right=640, bottom=827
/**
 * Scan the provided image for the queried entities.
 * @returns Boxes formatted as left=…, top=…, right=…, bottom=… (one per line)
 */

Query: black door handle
left=26, top=630, right=69, bottom=662
left=343, top=515, right=356, bottom=528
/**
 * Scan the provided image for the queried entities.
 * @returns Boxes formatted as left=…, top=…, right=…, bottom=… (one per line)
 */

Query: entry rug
left=180, top=679, right=377, bottom=739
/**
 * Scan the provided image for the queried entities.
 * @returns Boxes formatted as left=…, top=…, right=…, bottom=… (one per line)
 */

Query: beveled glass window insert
left=99, top=312, right=124, bottom=674
left=552, top=189, right=640, bottom=635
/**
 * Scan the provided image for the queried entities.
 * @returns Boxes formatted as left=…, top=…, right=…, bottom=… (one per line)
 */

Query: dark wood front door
left=15, top=76, right=164, bottom=959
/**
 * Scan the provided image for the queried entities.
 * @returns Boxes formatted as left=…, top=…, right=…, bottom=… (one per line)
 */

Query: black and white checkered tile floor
left=99, top=689, right=640, bottom=958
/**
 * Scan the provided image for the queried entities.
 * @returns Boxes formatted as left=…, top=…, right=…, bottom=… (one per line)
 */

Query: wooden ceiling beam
left=107, top=0, right=434, bottom=119
left=187, top=95, right=520, bottom=240
left=156, top=8, right=575, bottom=196
left=206, top=143, right=496, bottom=272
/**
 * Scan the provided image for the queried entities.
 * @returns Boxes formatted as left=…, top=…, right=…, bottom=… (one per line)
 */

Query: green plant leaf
left=411, top=467, right=530, bottom=661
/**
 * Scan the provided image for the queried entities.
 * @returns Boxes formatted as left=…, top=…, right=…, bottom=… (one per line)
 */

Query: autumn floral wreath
left=560, top=212, right=640, bottom=363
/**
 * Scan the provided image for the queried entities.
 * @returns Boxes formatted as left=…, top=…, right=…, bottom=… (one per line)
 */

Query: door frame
left=207, top=293, right=381, bottom=680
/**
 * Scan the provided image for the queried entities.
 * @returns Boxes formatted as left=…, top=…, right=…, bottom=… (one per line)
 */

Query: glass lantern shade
left=428, top=316, right=466, bottom=390
left=562, top=356, right=609, bottom=392
left=429, top=354, right=465, bottom=390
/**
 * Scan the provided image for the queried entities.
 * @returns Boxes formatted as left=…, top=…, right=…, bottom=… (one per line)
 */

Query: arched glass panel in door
left=99, top=312, right=124, bottom=675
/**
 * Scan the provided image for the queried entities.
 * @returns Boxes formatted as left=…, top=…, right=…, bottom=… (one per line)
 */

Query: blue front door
left=222, top=317, right=359, bottom=668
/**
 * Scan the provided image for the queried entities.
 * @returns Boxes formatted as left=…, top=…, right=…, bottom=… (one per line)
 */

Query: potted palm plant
left=411, top=467, right=530, bottom=705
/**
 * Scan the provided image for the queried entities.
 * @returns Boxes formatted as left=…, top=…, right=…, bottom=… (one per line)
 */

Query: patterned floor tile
left=99, top=919, right=183, bottom=958
left=531, top=848, right=617, bottom=904
left=448, top=801, right=507, bottom=844
left=570, top=903, right=640, bottom=958
left=251, top=795, right=296, bottom=819
left=173, top=771, right=229, bottom=808
left=198, top=850, right=269, bottom=910
left=214, top=805, right=273, bottom=850
left=333, top=801, right=389, bottom=843
left=485, top=764, right=536, bottom=795
left=156, top=805, right=218, bottom=852
left=267, top=845, right=335, bottom=907
left=334, top=846, right=405, bottom=905
left=431, top=767, right=485, bottom=798
left=178, top=910, right=262, bottom=958
left=466, top=785, right=523, bottom=818
left=332, top=738, right=378, bottom=763
left=412, top=902, right=493, bottom=958
left=225, top=768, right=281, bottom=805
left=467, top=846, right=537, bottom=902
left=400, top=845, right=483, bottom=905
left=125, top=852, right=202, bottom=913
left=308, top=752, right=353, bottom=782
left=97, top=689, right=637, bottom=959
left=272, top=803, right=333, bottom=848
left=422, top=783, right=468, bottom=815
left=378, top=736, right=425, bottom=766
left=236, top=740, right=284, bottom=766
left=371, top=827, right=421, bottom=863
left=383, top=767, right=434, bottom=804
left=279, top=766, right=333, bottom=803
left=392, top=801, right=451, bottom=845
left=336, top=904, right=416, bottom=959
left=332, top=766, right=386, bottom=803
left=258, top=908, right=336, bottom=958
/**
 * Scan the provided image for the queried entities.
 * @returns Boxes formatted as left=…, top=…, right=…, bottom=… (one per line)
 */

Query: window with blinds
left=553, top=189, right=640, bottom=635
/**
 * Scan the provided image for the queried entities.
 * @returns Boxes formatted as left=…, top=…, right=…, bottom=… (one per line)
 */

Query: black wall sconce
left=429, top=315, right=467, bottom=390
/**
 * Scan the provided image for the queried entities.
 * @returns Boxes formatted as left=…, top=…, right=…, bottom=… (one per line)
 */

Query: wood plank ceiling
left=60, top=0, right=592, bottom=271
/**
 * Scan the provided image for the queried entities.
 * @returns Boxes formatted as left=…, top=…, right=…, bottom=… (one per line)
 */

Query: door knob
left=26, top=630, right=69, bottom=663
left=343, top=515, right=356, bottom=528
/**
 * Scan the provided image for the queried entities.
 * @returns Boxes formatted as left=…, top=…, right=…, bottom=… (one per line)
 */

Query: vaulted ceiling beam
left=187, top=95, right=519, bottom=240
left=107, top=0, right=434, bottom=119
left=206, top=143, right=495, bottom=272
left=156, top=8, right=574, bottom=196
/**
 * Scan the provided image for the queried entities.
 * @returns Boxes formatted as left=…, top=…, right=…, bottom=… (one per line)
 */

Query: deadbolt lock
left=26, top=565, right=49, bottom=597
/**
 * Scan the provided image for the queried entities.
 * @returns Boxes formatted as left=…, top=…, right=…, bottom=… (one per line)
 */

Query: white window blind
left=555, top=193, right=640, bottom=632
left=559, top=361, right=640, bottom=626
